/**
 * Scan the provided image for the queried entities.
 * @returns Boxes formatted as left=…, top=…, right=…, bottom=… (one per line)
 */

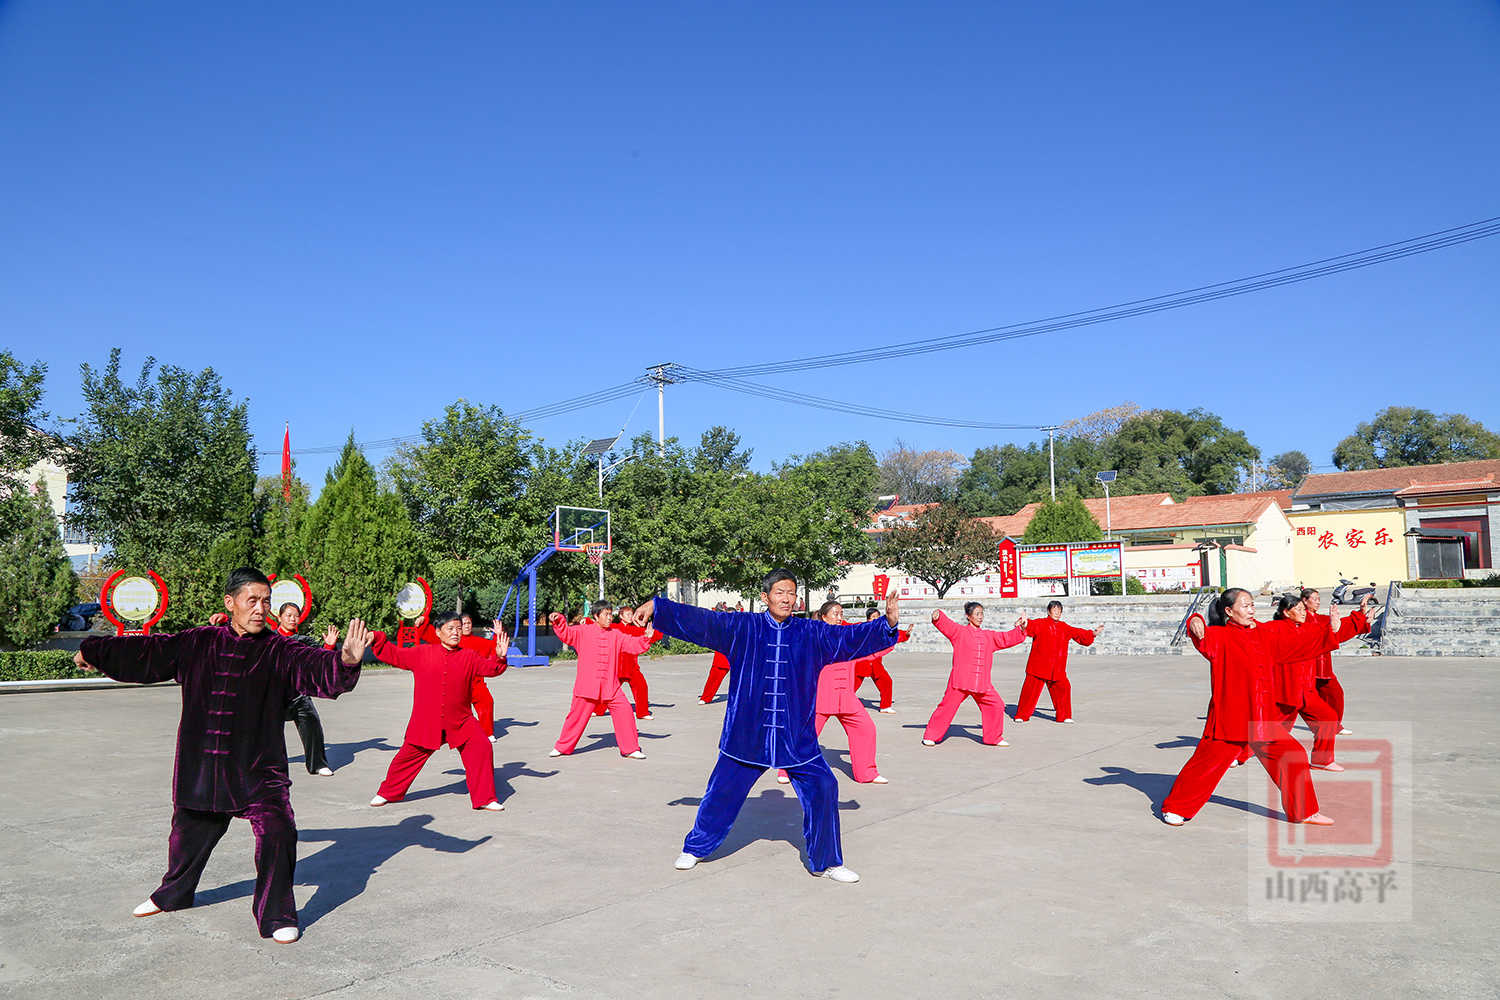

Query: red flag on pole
left=281, top=424, right=292, bottom=502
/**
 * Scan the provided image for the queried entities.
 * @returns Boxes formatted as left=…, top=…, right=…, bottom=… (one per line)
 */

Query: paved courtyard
left=1, top=648, right=1494, bottom=999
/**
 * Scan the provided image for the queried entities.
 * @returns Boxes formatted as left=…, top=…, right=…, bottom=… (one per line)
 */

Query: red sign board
left=997, top=537, right=1019, bottom=599
left=872, top=574, right=890, bottom=599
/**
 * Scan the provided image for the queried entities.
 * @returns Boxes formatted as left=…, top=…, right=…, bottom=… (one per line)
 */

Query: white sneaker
left=776, top=773, right=791, bottom=784
left=1312, top=761, right=1345, bottom=772
left=877, top=707, right=896, bottom=714
left=1061, top=719, right=1075, bottom=725
left=1228, top=758, right=1245, bottom=768
left=1014, top=717, right=1029, bottom=724
left=272, top=926, right=300, bottom=944
left=548, top=749, right=564, bottom=757
left=314, top=767, right=334, bottom=776
left=674, top=852, right=700, bottom=870
left=477, top=800, right=504, bottom=811
left=640, top=713, right=655, bottom=721
left=995, top=739, right=1010, bottom=747
left=870, top=775, right=889, bottom=784
left=132, top=899, right=162, bottom=918
left=368, top=795, right=388, bottom=807
left=1162, top=812, right=1186, bottom=827
left=921, top=739, right=936, bottom=747
left=815, top=865, right=860, bottom=883
left=1338, top=727, right=1353, bottom=735
left=624, top=750, right=647, bottom=759
left=698, top=698, right=711, bottom=705
left=488, top=735, right=499, bottom=743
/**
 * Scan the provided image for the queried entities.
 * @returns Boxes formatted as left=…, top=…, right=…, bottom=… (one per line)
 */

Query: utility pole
left=646, top=363, right=679, bottom=458
left=1041, top=425, right=1061, bottom=500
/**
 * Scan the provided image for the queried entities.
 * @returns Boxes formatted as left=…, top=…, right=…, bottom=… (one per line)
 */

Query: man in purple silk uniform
left=74, top=567, right=372, bottom=944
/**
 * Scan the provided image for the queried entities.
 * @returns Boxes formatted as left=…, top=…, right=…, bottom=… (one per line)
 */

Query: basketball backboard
left=554, top=506, right=611, bottom=553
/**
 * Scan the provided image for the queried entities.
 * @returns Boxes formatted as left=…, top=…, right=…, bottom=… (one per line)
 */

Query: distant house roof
left=975, top=491, right=1284, bottom=538
left=1295, top=459, right=1500, bottom=500
left=865, top=502, right=940, bottom=534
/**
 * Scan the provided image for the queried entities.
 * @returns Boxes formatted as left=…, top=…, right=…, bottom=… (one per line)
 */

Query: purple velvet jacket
left=80, top=625, right=360, bottom=812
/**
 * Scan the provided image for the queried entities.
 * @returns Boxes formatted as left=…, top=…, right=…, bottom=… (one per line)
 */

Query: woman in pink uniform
left=923, top=602, right=1027, bottom=747
left=777, top=603, right=888, bottom=785
left=549, top=601, right=655, bottom=759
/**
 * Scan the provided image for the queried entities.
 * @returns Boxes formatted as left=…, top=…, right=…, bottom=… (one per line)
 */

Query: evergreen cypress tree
left=0, top=489, right=76, bottom=648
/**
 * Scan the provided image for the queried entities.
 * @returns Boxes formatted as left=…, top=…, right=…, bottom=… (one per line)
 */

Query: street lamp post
left=1096, top=470, right=1124, bottom=595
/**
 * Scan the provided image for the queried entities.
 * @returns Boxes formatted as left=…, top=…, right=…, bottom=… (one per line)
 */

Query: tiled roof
left=1295, top=459, right=1500, bottom=499
left=975, top=491, right=1282, bottom=536
left=1392, top=477, right=1497, bottom=498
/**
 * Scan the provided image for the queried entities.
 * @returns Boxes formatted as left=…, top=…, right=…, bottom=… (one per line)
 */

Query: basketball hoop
left=584, top=542, right=607, bottom=566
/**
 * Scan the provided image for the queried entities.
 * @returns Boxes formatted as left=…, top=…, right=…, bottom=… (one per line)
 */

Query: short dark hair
left=591, top=600, right=614, bottom=616
left=1299, top=587, right=1319, bottom=601
left=866, top=607, right=880, bottom=620
left=817, top=600, right=842, bottom=619
left=1046, top=600, right=1063, bottom=614
left=963, top=601, right=983, bottom=618
left=1273, top=594, right=1303, bottom=621
left=224, top=567, right=270, bottom=597
left=761, top=568, right=798, bottom=593
left=431, top=610, right=462, bottom=629
left=278, top=602, right=302, bottom=617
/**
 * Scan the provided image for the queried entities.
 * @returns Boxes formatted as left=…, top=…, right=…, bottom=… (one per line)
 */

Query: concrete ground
left=0, top=649, right=1495, bottom=1000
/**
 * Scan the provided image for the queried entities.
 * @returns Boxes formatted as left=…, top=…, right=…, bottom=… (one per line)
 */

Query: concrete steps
left=1378, top=588, right=1500, bottom=657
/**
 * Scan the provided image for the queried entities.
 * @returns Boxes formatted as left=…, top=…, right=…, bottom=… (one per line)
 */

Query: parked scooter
left=1331, top=576, right=1378, bottom=606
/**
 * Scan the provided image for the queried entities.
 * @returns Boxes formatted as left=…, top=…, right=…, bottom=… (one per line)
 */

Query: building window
left=1420, top=515, right=1491, bottom=569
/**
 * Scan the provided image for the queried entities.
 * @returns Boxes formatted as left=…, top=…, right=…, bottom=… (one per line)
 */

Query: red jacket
left=1187, top=611, right=1367, bottom=742
left=1310, top=613, right=1337, bottom=680
left=933, top=611, right=1026, bottom=693
left=551, top=615, right=653, bottom=700
left=1022, top=617, right=1095, bottom=681
left=610, top=621, right=663, bottom=675
left=371, top=631, right=506, bottom=749
left=1272, top=614, right=1365, bottom=705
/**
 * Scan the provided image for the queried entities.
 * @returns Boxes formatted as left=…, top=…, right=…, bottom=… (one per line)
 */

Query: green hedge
left=1403, top=575, right=1500, bottom=589
left=1091, top=577, right=1147, bottom=596
left=0, top=650, right=91, bottom=682
left=645, top=637, right=710, bottom=657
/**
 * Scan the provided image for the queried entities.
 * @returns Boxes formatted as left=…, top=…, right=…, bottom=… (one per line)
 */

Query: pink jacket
left=934, top=611, right=1026, bottom=693
left=814, top=656, right=862, bottom=715
left=551, top=615, right=653, bottom=700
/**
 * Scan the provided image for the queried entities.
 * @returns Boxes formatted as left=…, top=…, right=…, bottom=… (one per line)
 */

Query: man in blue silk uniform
left=637, top=569, right=900, bottom=883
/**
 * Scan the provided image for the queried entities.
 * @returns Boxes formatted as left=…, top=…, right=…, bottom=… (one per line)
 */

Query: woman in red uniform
left=1160, top=588, right=1370, bottom=827
left=606, top=604, right=663, bottom=720
left=419, top=614, right=503, bottom=743
left=1013, top=600, right=1096, bottom=724
left=1304, top=588, right=1352, bottom=735
left=854, top=607, right=906, bottom=713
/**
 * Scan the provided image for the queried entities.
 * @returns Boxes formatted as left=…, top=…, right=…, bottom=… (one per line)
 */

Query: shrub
left=1462, top=573, right=1500, bottom=589
left=1091, top=576, right=1147, bottom=596
left=646, top=637, right=710, bottom=657
left=0, top=650, right=90, bottom=682
left=1402, top=579, right=1462, bottom=589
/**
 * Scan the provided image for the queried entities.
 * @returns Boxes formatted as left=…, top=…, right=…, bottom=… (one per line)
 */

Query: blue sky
left=3, top=1, right=1497, bottom=495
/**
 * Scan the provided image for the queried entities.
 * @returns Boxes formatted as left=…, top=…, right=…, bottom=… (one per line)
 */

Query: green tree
left=1264, top=450, right=1311, bottom=489
left=598, top=433, right=715, bottom=604
left=693, top=426, right=752, bottom=474
left=776, top=441, right=879, bottom=567
left=1102, top=408, right=1257, bottom=497
left=955, top=436, right=1103, bottom=516
left=0, top=489, right=76, bottom=648
left=1332, top=407, right=1500, bottom=470
left=0, top=352, right=54, bottom=535
left=304, top=435, right=423, bottom=630
left=877, top=505, right=998, bottom=598
left=1022, top=495, right=1104, bottom=544
left=253, top=468, right=312, bottom=580
left=66, top=350, right=256, bottom=628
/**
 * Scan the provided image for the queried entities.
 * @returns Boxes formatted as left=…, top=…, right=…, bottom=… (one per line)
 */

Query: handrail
left=1363, top=580, right=1401, bottom=652
left=1171, top=587, right=1217, bottom=646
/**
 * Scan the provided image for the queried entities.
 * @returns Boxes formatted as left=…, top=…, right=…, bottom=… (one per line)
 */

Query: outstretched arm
left=74, top=632, right=185, bottom=685
left=645, top=598, right=732, bottom=652
left=282, top=620, right=368, bottom=698
left=814, top=616, right=900, bottom=664
left=931, top=610, right=959, bottom=641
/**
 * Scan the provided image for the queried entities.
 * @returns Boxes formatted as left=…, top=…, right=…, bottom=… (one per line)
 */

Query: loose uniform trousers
left=377, top=719, right=497, bottom=808
left=594, top=665, right=651, bottom=719
left=776, top=709, right=880, bottom=783
left=151, top=789, right=299, bottom=938
left=556, top=692, right=641, bottom=755
left=1015, top=673, right=1072, bottom=722
left=684, top=753, right=844, bottom=872
left=1315, top=675, right=1346, bottom=724
left=1233, top=694, right=1342, bottom=767
left=1162, top=735, right=1320, bottom=822
left=855, top=662, right=894, bottom=710
left=700, top=662, right=730, bottom=703
left=923, top=686, right=1007, bottom=744
left=471, top=679, right=494, bottom=738
left=284, top=695, right=329, bottom=773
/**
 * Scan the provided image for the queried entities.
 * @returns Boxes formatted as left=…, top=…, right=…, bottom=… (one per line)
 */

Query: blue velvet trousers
left=683, top=752, right=843, bottom=871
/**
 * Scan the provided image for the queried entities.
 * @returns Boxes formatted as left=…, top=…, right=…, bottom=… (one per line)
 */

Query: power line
left=698, top=215, right=1500, bottom=378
